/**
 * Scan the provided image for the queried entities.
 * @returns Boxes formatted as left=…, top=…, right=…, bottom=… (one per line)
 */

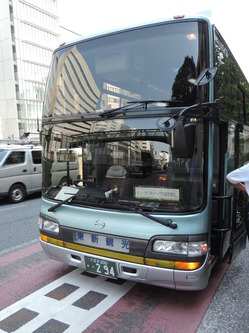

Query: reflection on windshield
left=43, top=21, right=208, bottom=119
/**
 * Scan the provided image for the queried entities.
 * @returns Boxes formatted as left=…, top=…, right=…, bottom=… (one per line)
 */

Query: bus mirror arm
left=178, top=67, right=218, bottom=118
left=173, top=67, right=218, bottom=158
left=161, top=67, right=218, bottom=131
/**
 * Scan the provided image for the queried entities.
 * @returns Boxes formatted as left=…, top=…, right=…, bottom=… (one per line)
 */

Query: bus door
left=229, top=123, right=247, bottom=261
left=211, top=122, right=247, bottom=263
left=211, top=122, right=232, bottom=262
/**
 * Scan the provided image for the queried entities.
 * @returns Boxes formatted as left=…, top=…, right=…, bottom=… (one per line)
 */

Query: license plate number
left=85, top=256, right=117, bottom=278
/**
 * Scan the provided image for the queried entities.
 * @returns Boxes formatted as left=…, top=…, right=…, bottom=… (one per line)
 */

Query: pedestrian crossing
left=0, top=268, right=135, bottom=333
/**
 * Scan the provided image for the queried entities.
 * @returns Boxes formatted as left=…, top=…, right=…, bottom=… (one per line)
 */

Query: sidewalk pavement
left=197, top=243, right=249, bottom=333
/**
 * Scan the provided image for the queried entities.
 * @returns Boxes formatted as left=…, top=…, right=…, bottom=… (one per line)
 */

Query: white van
left=0, top=145, right=42, bottom=203
left=51, top=148, right=79, bottom=186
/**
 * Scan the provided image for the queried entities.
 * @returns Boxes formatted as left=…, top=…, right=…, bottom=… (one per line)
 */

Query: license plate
left=85, top=256, right=117, bottom=278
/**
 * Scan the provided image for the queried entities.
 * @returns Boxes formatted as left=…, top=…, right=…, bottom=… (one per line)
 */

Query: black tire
left=8, top=184, right=26, bottom=203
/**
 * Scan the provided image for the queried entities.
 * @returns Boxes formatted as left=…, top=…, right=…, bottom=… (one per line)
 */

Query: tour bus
left=39, top=15, right=249, bottom=290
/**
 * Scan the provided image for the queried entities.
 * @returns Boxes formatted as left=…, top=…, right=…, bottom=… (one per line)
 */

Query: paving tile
left=0, top=268, right=135, bottom=332
left=45, top=283, right=79, bottom=300
left=0, top=308, right=38, bottom=332
left=33, top=318, right=69, bottom=333
left=73, top=290, right=107, bottom=310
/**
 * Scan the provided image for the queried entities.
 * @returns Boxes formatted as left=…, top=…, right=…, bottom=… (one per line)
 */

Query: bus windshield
left=43, top=20, right=208, bottom=118
left=42, top=20, right=208, bottom=212
left=42, top=116, right=205, bottom=212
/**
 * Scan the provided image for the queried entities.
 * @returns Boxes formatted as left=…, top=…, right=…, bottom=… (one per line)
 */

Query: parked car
left=0, top=145, right=42, bottom=203
left=50, top=148, right=80, bottom=187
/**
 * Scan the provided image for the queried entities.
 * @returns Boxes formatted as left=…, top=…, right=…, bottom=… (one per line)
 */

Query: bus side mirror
left=174, top=119, right=196, bottom=158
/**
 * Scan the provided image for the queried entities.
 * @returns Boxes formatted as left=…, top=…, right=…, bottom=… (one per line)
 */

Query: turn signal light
left=40, top=234, right=48, bottom=242
left=175, top=261, right=201, bottom=270
left=145, top=258, right=202, bottom=270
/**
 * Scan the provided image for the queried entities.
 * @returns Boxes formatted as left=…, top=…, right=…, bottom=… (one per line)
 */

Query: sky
left=58, top=0, right=249, bottom=81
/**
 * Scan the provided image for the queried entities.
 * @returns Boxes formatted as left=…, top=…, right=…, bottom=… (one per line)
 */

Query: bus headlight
left=39, top=217, right=60, bottom=234
left=153, top=240, right=207, bottom=256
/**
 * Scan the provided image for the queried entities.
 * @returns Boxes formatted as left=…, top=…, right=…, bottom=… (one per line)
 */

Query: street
left=0, top=195, right=248, bottom=332
left=0, top=193, right=41, bottom=255
left=197, top=242, right=249, bottom=333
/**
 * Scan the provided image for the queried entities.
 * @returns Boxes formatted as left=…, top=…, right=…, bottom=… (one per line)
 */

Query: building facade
left=0, top=0, right=59, bottom=141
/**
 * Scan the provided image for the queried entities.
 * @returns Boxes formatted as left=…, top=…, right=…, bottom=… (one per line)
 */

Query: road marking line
left=0, top=205, right=25, bottom=212
left=0, top=239, right=39, bottom=257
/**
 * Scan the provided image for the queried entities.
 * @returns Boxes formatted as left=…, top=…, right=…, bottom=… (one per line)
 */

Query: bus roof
left=57, top=14, right=212, bottom=53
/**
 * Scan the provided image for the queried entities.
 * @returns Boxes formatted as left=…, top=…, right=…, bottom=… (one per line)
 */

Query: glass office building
left=0, top=0, right=59, bottom=141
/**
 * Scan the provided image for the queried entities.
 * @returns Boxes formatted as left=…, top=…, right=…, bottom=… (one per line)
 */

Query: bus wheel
left=8, top=184, right=26, bottom=203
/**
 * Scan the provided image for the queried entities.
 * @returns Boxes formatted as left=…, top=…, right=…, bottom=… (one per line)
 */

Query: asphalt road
left=0, top=193, right=41, bottom=255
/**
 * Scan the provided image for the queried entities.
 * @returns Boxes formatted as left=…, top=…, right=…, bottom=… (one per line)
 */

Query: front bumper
left=40, top=238, right=212, bottom=290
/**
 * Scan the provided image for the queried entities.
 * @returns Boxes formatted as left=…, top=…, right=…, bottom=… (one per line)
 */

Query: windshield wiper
left=100, top=99, right=183, bottom=118
left=118, top=201, right=177, bottom=229
left=100, top=102, right=143, bottom=118
left=48, top=192, right=177, bottom=229
left=48, top=193, right=77, bottom=212
left=47, top=192, right=105, bottom=212
left=136, top=208, right=177, bottom=229
left=127, top=99, right=183, bottom=109
left=72, top=192, right=177, bottom=229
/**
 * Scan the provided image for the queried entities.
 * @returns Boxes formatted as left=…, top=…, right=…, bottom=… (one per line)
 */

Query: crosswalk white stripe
left=0, top=268, right=135, bottom=332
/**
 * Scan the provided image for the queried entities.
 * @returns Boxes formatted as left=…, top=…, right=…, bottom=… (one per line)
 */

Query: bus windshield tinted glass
left=43, top=21, right=208, bottom=118
left=42, top=117, right=205, bottom=212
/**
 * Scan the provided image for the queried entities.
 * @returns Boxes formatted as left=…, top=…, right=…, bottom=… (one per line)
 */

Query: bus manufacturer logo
left=94, top=220, right=105, bottom=229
